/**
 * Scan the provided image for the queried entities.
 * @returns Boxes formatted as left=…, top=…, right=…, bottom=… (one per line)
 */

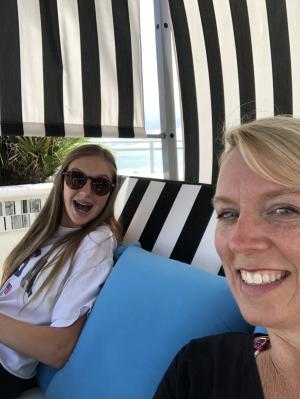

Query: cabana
left=0, top=1, right=298, bottom=398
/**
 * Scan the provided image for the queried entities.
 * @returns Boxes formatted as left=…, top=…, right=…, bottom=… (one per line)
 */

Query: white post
left=153, top=0, right=178, bottom=180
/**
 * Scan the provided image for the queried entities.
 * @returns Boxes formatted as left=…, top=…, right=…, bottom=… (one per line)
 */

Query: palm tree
left=0, top=136, right=86, bottom=185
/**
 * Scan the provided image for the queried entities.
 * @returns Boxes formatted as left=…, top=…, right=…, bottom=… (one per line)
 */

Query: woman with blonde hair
left=0, top=144, right=121, bottom=398
left=154, top=116, right=300, bottom=398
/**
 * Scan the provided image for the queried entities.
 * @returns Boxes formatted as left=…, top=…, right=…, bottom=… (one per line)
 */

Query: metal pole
left=153, top=0, right=178, bottom=180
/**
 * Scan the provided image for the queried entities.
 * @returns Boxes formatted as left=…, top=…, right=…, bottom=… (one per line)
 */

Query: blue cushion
left=42, top=246, right=252, bottom=399
left=37, top=242, right=142, bottom=391
left=37, top=364, right=57, bottom=392
left=254, top=325, right=267, bottom=335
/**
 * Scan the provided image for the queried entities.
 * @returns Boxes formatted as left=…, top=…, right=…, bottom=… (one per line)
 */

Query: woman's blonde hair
left=220, top=115, right=300, bottom=187
left=2, top=144, right=122, bottom=302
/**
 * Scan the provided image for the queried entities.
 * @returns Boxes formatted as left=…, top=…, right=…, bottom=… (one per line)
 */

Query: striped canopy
left=169, top=0, right=300, bottom=183
left=0, top=0, right=145, bottom=138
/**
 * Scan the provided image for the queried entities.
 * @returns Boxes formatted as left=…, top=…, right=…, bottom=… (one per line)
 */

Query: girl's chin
left=61, top=212, right=85, bottom=228
left=61, top=219, right=82, bottom=228
left=62, top=205, right=101, bottom=227
left=68, top=207, right=93, bottom=225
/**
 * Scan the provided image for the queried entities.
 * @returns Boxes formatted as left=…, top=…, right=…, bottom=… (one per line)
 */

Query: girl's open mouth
left=73, top=200, right=93, bottom=214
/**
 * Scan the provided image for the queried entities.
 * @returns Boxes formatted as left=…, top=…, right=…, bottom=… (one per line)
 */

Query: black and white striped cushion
left=115, top=176, right=222, bottom=275
left=168, top=0, right=300, bottom=183
left=0, top=0, right=144, bottom=137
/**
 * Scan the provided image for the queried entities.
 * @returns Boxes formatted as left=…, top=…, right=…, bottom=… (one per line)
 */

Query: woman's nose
left=228, top=214, right=269, bottom=253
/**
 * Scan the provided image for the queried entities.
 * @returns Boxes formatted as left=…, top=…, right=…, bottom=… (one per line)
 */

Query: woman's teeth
left=240, top=270, right=289, bottom=285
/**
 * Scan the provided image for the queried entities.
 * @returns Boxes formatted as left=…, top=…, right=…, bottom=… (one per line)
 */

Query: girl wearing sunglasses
left=0, top=144, right=122, bottom=398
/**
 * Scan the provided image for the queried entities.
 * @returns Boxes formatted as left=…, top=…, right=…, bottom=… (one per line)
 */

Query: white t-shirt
left=0, top=225, right=117, bottom=378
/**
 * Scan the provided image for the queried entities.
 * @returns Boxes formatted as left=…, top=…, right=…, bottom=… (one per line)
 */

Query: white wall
left=0, top=183, right=52, bottom=270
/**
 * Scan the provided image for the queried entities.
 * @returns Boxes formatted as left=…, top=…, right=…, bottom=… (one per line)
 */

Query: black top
left=153, top=333, right=265, bottom=399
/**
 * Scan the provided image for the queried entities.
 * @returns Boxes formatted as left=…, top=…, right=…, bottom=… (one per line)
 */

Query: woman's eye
left=273, top=207, right=297, bottom=216
left=217, top=210, right=237, bottom=220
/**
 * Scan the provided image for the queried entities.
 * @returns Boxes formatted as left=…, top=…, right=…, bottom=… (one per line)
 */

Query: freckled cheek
left=272, top=229, right=300, bottom=257
left=63, top=184, right=73, bottom=205
left=215, top=228, right=230, bottom=260
left=279, top=238, right=300, bottom=266
left=94, top=196, right=109, bottom=211
left=215, top=229, right=236, bottom=281
left=62, top=189, right=69, bottom=208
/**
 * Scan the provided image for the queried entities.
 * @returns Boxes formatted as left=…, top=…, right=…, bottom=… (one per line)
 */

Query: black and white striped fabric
left=115, top=176, right=222, bottom=275
left=0, top=0, right=145, bottom=138
left=168, top=0, right=300, bottom=183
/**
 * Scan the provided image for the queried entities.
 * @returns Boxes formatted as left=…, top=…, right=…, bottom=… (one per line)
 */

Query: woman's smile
left=240, top=269, right=289, bottom=285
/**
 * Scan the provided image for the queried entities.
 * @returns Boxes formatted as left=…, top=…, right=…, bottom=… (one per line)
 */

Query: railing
left=90, top=138, right=184, bottom=179
left=0, top=183, right=52, bottom=268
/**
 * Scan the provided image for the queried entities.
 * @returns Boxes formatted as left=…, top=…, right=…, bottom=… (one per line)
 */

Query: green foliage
left=0, top=136, right=87, bottom=186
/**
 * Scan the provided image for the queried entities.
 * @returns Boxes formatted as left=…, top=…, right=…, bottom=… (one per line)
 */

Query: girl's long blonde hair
left=2, top=144, right=122, bottom=301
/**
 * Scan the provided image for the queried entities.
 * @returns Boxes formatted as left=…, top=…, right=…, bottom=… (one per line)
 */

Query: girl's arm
left=0, top=313, right=86, bottom=368
left=0, top=229, right=114, bottom=369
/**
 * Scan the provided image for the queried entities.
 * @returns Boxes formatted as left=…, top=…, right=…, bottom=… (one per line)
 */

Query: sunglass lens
left=65, top=171, right=112, bottom=195
left=68, top=171, right=86, bottom=189
left=93, top=178, right=111, bottom=195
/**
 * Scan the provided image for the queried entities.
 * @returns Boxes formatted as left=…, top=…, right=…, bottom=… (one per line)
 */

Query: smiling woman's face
left=61, top=155, right=113, bottom=228
left=214, top=148, right=300, bottom=329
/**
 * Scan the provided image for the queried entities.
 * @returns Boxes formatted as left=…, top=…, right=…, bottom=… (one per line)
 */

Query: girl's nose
left=79, top=179, right=93, bottom=195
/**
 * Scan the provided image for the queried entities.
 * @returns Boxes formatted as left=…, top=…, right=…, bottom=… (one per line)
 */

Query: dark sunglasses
left=63, top=170, right=115, bottom=196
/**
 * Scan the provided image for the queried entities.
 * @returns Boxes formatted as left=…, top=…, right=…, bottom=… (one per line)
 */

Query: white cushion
left=115, top=176, right=221, bottom=273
